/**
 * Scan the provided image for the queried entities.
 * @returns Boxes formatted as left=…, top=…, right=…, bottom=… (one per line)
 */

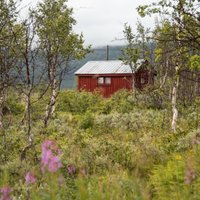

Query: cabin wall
left=77, top=75, right=132, bottom=97
left=77, top=70, right=153, bottom=97
left=135, top=70, right=150, bottom=89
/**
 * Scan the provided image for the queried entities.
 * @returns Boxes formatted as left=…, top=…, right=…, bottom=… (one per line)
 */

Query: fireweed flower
left=25, top=172, right=37, bottom=184
left=42, top=140, right=54, bottom=152
left=184, top=166, right=196, bottom=185
left=41, top=140, right=62, bottom=173
left=67, top=164, right=76, bottom=176
left=48, top=156, right=62, bottom=173
left=0, top=186, right=12, bottom=200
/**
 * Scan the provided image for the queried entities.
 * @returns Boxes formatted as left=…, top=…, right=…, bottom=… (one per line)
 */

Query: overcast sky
left=21, top=0, right=156, bottom=47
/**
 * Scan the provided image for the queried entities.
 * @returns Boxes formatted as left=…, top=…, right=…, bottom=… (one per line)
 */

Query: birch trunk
left=20, top=64, right=34, bottom=160
left=0, top=87, right=8, bottom=162
left=26, top=89, right=32, bottom=143
left=132, top=74, right=136, bottom=98
left=160, top=59, right=169, bottom=89
left=171, top=67, right=180, bottom=133
left=0, top=88, right=7, bottom=131
left=44, top=78, right=57, bottom=128
left=130, top=63, right=136, bottom=98
left=195, top=74, right=198, bottom=97
left=0, top=101, right=3, bottom=130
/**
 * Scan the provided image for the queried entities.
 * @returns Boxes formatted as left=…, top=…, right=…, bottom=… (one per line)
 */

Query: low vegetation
left=0, top=89, right=200, bottom=199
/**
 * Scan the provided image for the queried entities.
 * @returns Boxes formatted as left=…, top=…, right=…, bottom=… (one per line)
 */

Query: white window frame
left=97, top=77, right=104, bottom=84
left=97, top=77, right=112, bottom=85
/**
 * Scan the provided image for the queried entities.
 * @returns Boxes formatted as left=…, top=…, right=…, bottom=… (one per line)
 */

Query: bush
left=79, top=112, right=95, bottom=130
left=149, top=150, right=200, bottom=200
left=76, top=173, right=145, bottom=200
left=7, top=96, right=24, bottom=115
left=56, top=90, right=102, bottom=114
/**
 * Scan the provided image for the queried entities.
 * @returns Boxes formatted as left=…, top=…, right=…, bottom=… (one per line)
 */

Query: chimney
left=106, top=45, right=109, bottom=61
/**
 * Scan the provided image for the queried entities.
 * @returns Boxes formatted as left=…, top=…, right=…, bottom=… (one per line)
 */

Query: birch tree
left=33, top=0, right=90, bottom=127
left=121, top=24, right=140, bottom=97
left=0, top=0, right=18, bottom=131
left=121, top=22, right=152, bottom=97
left=13, top=18, right=44, bottom=160
left=137, top=0, right=200, bottom=132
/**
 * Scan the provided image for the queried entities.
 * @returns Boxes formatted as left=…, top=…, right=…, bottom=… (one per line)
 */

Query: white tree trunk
left=0, top=88, right=7, bottom=130
left=0, top=103, right=3, bottom=130
left=160, top=59, right=169, bottom=89
left=171, top=73, right=180, bottom=133
left=26, top=89, right=32, bottom=143
left=132, top=75, right=136, bottom=97
left=44, top=78, right=57, bottom=127
left=195, top=74, right=198, bottom=96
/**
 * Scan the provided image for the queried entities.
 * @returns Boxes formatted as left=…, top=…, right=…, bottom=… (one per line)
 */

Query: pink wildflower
left=57, top=149, right=62, bottom=155
left=42, top=149, right=53, bottom=165
left=41, top=140, right=62, bottom=173
left=67, top=164, right=76, bottom=176
left=184, top=167, right=196, bottom=185
left=0, top=186, right=12, bottom=200
left=48, top=156, right=62, bottom=173
left=25, top=172, right=37, bottom=184
left=42, top=140, right=55, bottom=151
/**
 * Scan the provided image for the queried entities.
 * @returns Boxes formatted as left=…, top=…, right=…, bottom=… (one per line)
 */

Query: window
left=105, top=77, right=111, bottom=84
left=141, top=77, right=146, bottom=84
left=97, top=77, right=104, bottom=84
left=97, top=77, right=111, bottom=85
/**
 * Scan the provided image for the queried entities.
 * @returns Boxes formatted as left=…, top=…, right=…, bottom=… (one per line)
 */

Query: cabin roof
left=75, top=59, right=145, bottom=75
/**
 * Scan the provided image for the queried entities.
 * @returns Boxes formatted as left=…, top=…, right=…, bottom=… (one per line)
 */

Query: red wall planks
left=77, top=75, right=132, bottom=97
left=77, top=70, right=151, bottom=97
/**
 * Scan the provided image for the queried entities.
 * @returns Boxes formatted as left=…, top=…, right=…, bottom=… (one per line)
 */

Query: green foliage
left=79, top=112, right=95, bottom=130
left=121, top=23, right=140, bottom=69
left=176, top=129, right=200, bottom=151
left=34, top=0, right=90, bottom=60
left=7, top=96, right=25, bottom=115
left=56, top=90, right=102, bottom=114
left=2, top=88, right=200, bottom=199
left=76, top=173, right=145, bottom=200
left=137, top=0, right=200, bottom=51
left=189, top=55, right=200, bottom=71
left=150, top=155, right=186, bottom=200
left=150, top=150, right=200, bottom=200
left=107, top=89, right=135, bottom=113
left=137, top=5, right=161, bottom=18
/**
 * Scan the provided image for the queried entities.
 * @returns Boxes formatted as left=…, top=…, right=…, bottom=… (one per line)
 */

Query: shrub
left=56, top=90, right=102, bottom=114
left=79, top=112, right=95, bottom=130
left=76, top=173, right=145, bottom=200
left=149, top=150, right=200, bottom=200
left=7, top=96, right=24, bottom=115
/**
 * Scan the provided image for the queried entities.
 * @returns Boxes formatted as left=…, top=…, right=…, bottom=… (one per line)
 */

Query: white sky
left=20, top=0, right=156, bottom=47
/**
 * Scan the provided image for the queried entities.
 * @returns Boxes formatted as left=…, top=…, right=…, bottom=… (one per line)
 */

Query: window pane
left=105, top=77, right=111, bottom=84
left=141, top=77, right=146, bottom=84
left=98, top=77, right=104, bottom=84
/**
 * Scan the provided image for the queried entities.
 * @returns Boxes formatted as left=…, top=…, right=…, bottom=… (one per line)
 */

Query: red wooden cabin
left=75, top=60, right=154, bottom=97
